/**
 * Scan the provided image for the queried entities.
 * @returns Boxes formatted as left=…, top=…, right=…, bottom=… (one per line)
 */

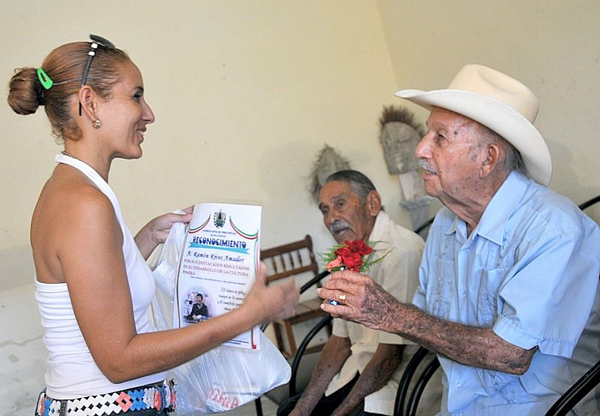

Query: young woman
left=8, top=35, right=298, bottom=416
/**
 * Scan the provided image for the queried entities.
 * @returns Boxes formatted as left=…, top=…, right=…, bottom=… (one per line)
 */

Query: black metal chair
left=579, top=195, right=600, bottom=211
left=254, top=270, right=331, bottom=416
left=391, top=216, right=441, bottom=416
left=288, top=314, right=334, bottom=398
left=544, top=360, right=600, bottom=416
left=544, top=195, right=600, bottom=415
left=414, top=217, right=434, bottom=240
left=393, top=347, right=440, bottom=416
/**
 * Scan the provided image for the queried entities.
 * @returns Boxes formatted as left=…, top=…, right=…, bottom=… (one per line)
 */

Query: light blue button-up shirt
left=413, top=172, right=600, bottom=415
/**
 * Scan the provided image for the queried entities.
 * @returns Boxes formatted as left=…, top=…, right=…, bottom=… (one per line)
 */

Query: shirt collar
left=369, top=210, right=398, bottom=254
left=446, top=215, right=464, bottom=241
left=475, top=171, right=530, bottom=245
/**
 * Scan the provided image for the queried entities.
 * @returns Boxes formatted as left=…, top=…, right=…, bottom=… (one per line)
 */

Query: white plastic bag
left=150, top=218, right=291, bottom=415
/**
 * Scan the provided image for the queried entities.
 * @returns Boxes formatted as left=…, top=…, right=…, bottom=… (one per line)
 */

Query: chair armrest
left=544, top=360, right=600, bottom=416
left=300, top=270, right=331, bottom=294
left=289, top=314, right=334, bottom=397
left=406, top=355, right=440, bottom=416
left=394, top=347, right=431, bottom=416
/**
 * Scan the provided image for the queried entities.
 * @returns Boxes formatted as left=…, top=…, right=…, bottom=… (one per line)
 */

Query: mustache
left=329, top=220, right=350, bottom=234
left=418, top=158, right=437, bottom=173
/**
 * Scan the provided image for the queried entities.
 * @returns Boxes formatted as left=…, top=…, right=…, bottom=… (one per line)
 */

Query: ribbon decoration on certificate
left=174, top=202, right=262, bottom=349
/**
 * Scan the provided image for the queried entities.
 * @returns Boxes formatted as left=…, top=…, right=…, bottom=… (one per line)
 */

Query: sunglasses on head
left=79, top=34, right=116, bottom=116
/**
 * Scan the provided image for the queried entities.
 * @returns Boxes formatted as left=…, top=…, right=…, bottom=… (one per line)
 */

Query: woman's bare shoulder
left=32, top=166, right=120, bottom=283
left=35, top=166, right=114, bottom=224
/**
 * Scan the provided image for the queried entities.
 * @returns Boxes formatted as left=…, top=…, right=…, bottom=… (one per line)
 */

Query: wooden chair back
left=260, top=234, right=331, bottom=358
left=261, top=235, right=319, bottom=285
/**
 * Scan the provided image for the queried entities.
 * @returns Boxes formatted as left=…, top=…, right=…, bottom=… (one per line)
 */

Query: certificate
left=174, top=202, right=262, bottom=349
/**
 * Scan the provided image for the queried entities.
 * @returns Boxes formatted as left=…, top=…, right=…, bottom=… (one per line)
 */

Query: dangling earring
left=93, top=119, right=102, bottom=129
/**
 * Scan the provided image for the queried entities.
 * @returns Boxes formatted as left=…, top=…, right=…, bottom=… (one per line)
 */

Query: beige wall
left=5, top=1, right=598, bottom=291
left=0, top=1, right=407, bottom=292
left=1, top=1, right=599, bottom=413
left=2, top=2, right=404, bottom=413
left=377, top=0, right=600, bottom=219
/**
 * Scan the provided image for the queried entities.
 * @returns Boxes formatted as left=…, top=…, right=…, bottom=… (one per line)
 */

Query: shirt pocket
left=477, top=267, right=510, bottom=327
left=428, top=257, right=456, bottom=319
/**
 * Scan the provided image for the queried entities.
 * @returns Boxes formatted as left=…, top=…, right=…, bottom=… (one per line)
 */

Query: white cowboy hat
left=395, top=64, right=552, bottom=186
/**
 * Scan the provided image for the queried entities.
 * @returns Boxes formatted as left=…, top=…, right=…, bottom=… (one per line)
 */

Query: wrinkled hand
left=317, top=270, right=399, bottom=330
left=244, top=263, right=299, bottom=324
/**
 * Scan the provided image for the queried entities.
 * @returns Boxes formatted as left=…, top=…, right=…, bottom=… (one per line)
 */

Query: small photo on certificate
left=181, top=285, right=214, bottom=325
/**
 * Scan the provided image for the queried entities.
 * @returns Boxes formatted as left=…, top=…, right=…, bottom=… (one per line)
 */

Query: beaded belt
left=35, top=380, right=175, bottom=416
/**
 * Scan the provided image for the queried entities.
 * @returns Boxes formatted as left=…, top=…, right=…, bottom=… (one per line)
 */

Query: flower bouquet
left=320, top=239, right=392, bottom=273
left=320, top=240, right=390, bottom=305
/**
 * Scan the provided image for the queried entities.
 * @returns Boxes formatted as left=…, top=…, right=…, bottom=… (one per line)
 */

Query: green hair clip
left=37, top=68, right=53, bottom=90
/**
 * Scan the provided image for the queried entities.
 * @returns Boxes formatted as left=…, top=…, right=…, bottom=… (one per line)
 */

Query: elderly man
left=278, top=170, right=428, bottom=416
left=319, top=65, right=600, bottom=415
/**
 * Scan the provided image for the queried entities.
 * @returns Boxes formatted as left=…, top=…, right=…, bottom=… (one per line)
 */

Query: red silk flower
left=324, top=239, right=380, bottom=273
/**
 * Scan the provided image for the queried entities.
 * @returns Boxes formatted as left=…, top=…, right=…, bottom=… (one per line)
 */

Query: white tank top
left=34, top=154, right=165, bottom=399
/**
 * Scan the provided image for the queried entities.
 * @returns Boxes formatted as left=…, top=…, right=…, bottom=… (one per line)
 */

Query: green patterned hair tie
left=37, top=68, right=53, bottom=90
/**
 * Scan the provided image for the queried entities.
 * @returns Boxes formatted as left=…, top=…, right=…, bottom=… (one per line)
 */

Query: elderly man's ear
left=480, top=144, right=502, bottom=179
left=366, top=190, right=383, bottom=216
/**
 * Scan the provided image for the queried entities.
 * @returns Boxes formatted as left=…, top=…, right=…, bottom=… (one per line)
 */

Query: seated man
left=278, top=170, right=431, bottom=416
left=319, top=65, right=600, bottom=415
left=188, top=293, right=209, bottom=321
